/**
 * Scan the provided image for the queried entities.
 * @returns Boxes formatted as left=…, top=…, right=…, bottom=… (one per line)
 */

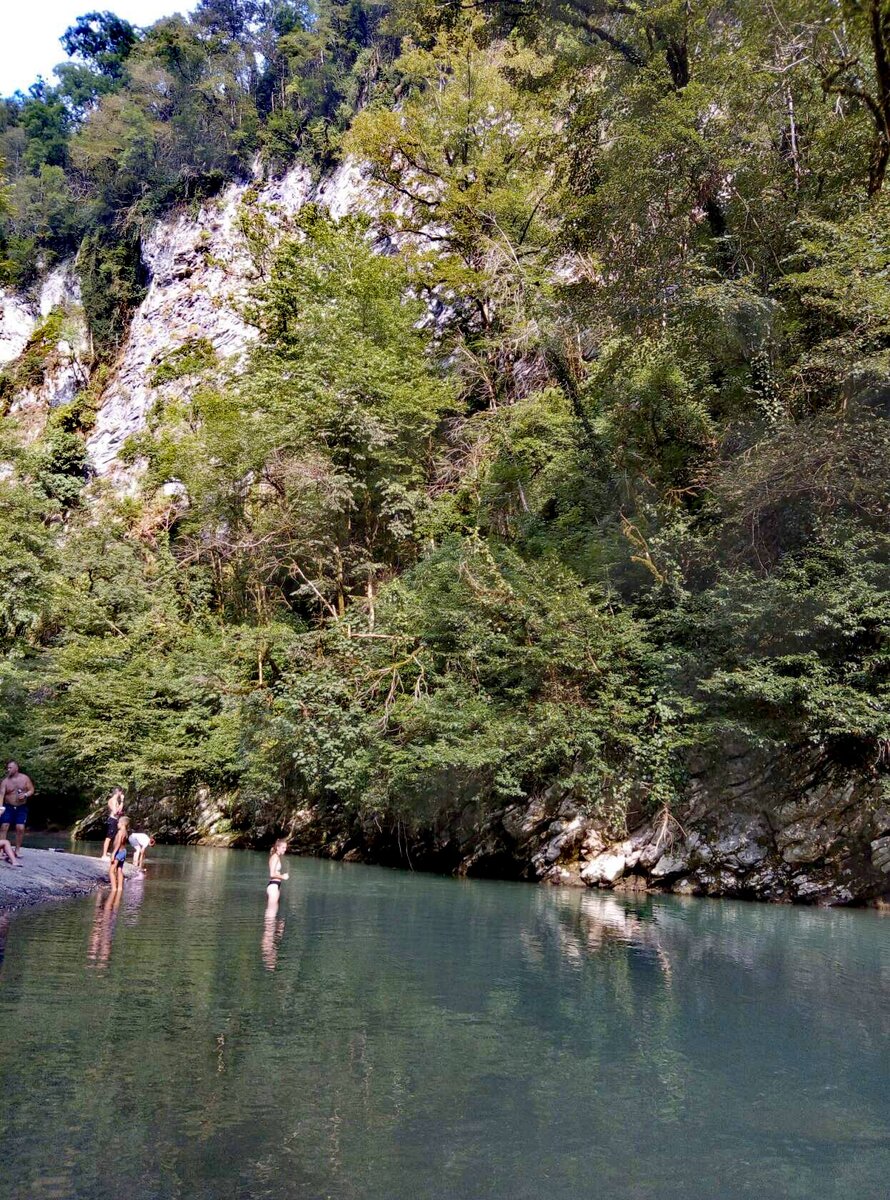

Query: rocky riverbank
left=71, top=741, right=890, bottom=907
left=0, top=849, right=127, bottom=912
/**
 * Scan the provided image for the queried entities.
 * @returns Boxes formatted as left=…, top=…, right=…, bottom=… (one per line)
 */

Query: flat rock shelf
left=0, top=849, right=130, bottom=911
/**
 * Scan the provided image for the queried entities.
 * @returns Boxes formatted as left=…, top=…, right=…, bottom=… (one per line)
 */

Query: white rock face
left=0, top=264, right=82, bottom=367
left=1, top=266, right=88, bottom=452
left=86, top=159, right=374, bottom=478
left=0, top=292, right=34, bottom=366
left=316, top=158, right=375, bottom=218
left=39, top=264, right=82, bottom=318
left=3, top=159, right=392, bottom=478
left=87, top=164, right=313, bottom=475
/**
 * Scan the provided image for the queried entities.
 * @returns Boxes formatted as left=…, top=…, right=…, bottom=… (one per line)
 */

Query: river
left=0, top=840, right=888, bottom=1199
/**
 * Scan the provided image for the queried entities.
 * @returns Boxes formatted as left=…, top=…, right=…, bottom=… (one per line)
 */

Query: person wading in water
left=267, top=839, right=289, bottom=907
left=109, top=817, right=130, bottom=897
left=0, top=761, right=35, bottom=859
left=263, top=840, right=289, bottom=970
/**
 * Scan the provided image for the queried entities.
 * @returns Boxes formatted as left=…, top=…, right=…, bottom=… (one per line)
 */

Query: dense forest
left=0, top=0, right=888, bottom=850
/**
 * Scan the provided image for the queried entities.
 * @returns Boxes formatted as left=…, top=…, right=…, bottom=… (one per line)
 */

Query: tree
left=60, top=11, right=138, bottom=80
left=19, top=86, right=71, bottom=170
left=194, top=0, right=259, bottom=41
left=816, top=0, right=890, bottom=195
left=138, top=209, right=455, bottom=623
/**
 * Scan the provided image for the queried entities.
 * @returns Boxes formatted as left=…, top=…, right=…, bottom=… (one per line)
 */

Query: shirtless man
left=0, top=761, right=35, bottom=858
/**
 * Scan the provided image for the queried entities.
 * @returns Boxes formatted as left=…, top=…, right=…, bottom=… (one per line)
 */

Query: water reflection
left=86, top=890, right=120, bottom=969
left=262, top=913, right=285, bottom=971
left=533, top=890, right=675, bottom=982
left=0, top=847, right=889, bottom=1200
left=0, top=911, right=8, bottom=973
left=122, top=870, right=146, bottom=926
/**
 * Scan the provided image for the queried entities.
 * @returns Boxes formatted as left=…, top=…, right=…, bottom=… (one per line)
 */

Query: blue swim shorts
left=1, top=804, right=27, bottom=828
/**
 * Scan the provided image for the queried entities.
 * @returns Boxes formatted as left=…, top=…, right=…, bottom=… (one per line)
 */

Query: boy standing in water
left=0, top=761, right=35, bottom=858
left=109, top=817, right=129, bottom=896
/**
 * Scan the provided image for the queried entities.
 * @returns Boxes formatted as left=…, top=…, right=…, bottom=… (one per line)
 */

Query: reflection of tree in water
left=2, top=857, right=889, bottom=1200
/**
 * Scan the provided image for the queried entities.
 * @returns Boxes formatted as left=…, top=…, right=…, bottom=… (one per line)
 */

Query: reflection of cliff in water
left=531, top=885, right=890, bottom=1063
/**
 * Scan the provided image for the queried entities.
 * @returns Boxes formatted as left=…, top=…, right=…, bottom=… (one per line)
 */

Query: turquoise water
left=0, top=840, right=888, bottom=1199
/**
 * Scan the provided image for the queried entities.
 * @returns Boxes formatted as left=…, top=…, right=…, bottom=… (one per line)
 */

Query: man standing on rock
left=0, top=761, right=35, bottom=858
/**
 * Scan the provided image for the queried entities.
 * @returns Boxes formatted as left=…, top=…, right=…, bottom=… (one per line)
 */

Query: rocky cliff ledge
left=73, top=742, right=890, bottom=906
left=0, top=849, right=128, bottom=912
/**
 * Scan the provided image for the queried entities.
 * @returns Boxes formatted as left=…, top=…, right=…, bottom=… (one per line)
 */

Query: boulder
left=581, top=852, right=627, bottom=886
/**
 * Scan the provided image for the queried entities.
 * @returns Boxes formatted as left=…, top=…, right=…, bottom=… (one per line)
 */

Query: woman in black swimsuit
left=267, top=839, right=289, bottom=900
left=262, top=840, right=288, bottom=969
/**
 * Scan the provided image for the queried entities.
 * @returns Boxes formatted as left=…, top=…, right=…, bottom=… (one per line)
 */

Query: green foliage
left=60, top=11, right=138, bottom=82
left=242, top=538, right=689, bottom=826
left=264, top=0, right=398, bottom=171
left=77, top=229, right=147, bottom=360
left=664, top=525, right=890, bottom=761
left=19, top=88, right=71, bottom=171
left=0, top=482, right=54, bottom=652
left=139, top=209, right=456, bottom=621
left=782, top=196, right=890, bottom=407
left=1, top=0, right=889, bottom=847
left=18, top=426, right=90, bottom=508
left=0, top=166, right=83, bottom=284
left=1, top=0, right=397, bottom=286
left=149, top=338, right=217, bottom=386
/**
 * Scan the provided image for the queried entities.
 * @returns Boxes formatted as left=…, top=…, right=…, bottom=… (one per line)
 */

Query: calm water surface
left=0, top=840, right=888, bottom=1199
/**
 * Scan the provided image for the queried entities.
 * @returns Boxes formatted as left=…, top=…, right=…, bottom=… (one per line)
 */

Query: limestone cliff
left=1, top=160, right=370, bottom=479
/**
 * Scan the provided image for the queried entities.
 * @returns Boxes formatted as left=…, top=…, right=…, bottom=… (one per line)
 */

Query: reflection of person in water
left=87, top=890, right=121, bottom=968
left=123, top=867, right=146, bottom=925
left=262, top=913, right=285, bottom=971
left=0, top=912, right=10, bottom=974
